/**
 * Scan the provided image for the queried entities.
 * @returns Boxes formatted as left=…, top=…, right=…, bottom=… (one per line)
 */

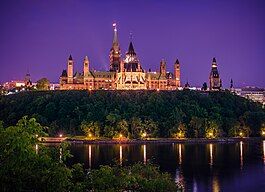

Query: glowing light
left=35, top=134, right=38, bottom=138
left=88, top=133, right=92, bottom=138
left=209, top=144, right=213, bottom=167
left=142, top=132, right=147, bottom=138
left=119, top=134, right=123, bottom=138
left=240, top=141, right=243, bottom=169
left=88, top=145, right=92, bottom=169
left=239, top=132, right=243, bottom=136
left=263, top=141, right=265, bottom=165
left=212, top=175, right=220, bottom=192
left=119, top=145, right=123, bottom=165
left=59, top=134, right=63, bottom=138
left=178, top=144, right=182, bottom=165
left=262, top=131, right=265, bottom=136
left=59, top=147, right=62, bottom=163
left=209, top=132, right=213, bottom=137
left=143, top=144, right=147, bottom=164
left=35, top=144, right=38, bottom=154
left=157, top=88, right=160, bottom=91
left=113, top=23, right=116, bottom=27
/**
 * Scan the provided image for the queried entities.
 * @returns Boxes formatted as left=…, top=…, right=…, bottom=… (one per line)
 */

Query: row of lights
left=35, top=130, right=265, bottom=140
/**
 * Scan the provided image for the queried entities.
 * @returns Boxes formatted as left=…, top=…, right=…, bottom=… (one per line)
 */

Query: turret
left=67, top=55, right=74, bottom=84
left=209, top=57, right=221, bottom=91
left=174, top=59, right=181, bottom=87
left=160, top=59, right=166, bottom=77
left=83, top=56, right=89, bottom=77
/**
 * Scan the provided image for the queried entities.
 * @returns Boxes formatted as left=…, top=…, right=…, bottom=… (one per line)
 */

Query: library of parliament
left=59, top=23, right=221, bottom=91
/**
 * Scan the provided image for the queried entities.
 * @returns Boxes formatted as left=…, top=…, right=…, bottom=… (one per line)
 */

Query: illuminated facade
left=209, top=57, right=222, bottom=91
left=59, top=23, right=181, bottom=90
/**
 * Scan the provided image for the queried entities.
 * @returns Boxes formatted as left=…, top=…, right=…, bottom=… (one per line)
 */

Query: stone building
left=60, top=23, right=181, bottom=90
left=209, top=57, right=222, bottom=91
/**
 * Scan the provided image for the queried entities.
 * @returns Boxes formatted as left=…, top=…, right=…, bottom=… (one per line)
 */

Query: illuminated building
left=209, top=57, right=222, bottom=91
left=59, top=23, right=181, bottom=90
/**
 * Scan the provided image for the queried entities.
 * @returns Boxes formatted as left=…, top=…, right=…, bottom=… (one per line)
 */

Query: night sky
left=1, top=0, right=265, bottom=87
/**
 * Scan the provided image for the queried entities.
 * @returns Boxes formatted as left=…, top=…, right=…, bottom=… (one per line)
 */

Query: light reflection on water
left=64, top=140, right=265, bottom=191
left=119, top=145, right=122, bottom=166
left=263, top=140, right=265, bottom=165
left=240, top=141, right=244, bottom=169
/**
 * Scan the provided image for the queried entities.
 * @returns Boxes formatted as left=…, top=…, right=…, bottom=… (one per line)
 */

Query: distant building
left=238, top=87, right=265, bottom=105
left=209, top=57, right=222, bottom=91
left=59, top=23, right=181, bottom=90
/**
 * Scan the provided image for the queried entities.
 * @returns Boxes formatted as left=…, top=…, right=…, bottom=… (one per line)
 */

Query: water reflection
left=263, top=140, right=265, bottom=165
left=59, top=147, right=62, bottom=162
left=178, top=144, right=182, bottom=165
left=209, top=144, right=213, bottom=167
left=175, top=144, right=184, bottom=190
left=119, top=145, right=123, bottom=165
left=88, top=145, right=92, bottom=169
left=193, top=177, right=198, bottom=192
left=240, top=141, right=243, bottom=169
left=212, top=175, right=220, bottom=192
left=66, top=141, right=265, bottom=191
left=143, top=144, right=146, bottom=164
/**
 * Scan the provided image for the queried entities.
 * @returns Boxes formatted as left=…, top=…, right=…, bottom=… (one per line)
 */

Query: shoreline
left=42, top=137, right=264, bottom=144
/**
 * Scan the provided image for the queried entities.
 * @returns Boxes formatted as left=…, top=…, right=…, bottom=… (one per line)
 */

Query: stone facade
left=60, top=23, right=181, bottom=90
left=209, top=57, right=222, bottom=91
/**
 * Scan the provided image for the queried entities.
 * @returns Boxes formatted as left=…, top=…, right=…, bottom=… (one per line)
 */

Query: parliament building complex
left=59, top=23, right=221, bottom=91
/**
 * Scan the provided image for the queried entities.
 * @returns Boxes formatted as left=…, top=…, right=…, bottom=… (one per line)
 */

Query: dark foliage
left=0, top=90, right=264, bottom=137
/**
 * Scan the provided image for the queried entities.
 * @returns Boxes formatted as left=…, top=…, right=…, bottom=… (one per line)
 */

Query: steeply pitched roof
left=127, top=42, right=136, bottom=55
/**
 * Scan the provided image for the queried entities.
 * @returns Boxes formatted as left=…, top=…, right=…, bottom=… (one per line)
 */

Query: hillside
left=0, top=90, right=264, bottom=138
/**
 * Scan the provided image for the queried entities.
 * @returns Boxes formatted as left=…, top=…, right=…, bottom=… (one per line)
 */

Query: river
left=64, top=140, right=265, bottom=191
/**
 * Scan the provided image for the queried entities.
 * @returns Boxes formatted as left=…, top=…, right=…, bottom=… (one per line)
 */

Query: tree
left=142, top=119, right=159, bottom=138
left=81, top=121, right=100, bottom=138
left=36, top=78, right=50, bottom=90
left=117, top=119, right=129, bottom=137
left=189, top=117, right=204, bottom=138
left=170, top=122, right=187, bottom=138
left=130, top=117, right=143, bottom=138
left=0, top=117, right=72, bottom=191
left=205, top=120, right=221, bottom=138
left=88, top=163, right=178, bottom=192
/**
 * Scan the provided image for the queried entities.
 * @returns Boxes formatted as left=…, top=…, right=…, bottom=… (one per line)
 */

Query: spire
left=230, top=78, right=233, bottom=89
left=84, top=55, right=88, bottom=61
left=68, top=55, right=73, bottom=60
left=212, top=57, right=217, bottom=68
left=112, top=23, right=118, bottom=45
left=212, top=57, right=216, bottom=63
left=175, top=59, right=180, bottom=64
left=127, top=42, right=136, bottom=55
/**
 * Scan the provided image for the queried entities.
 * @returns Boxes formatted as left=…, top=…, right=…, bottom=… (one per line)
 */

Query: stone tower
left=209, top=57, right=221, bottom=91
left=83, top=56, right=89, bottom=77
left=174, top=59, right=181, bottom=87
left=160, top=59, right=166, bottom=77
left=67, top=55, right=74, bottom=84
left=109, top=23, right=121, bottom=72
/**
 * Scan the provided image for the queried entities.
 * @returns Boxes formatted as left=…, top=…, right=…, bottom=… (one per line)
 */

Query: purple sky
left=0, top=0, right=265, bottom=87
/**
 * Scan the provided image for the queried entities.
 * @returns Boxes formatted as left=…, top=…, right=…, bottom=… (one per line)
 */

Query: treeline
left=0, top=90, right=264, bottom=138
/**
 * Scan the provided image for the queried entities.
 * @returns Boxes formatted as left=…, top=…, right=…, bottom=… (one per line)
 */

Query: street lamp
left=59, top=134, right=63, bottom=138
